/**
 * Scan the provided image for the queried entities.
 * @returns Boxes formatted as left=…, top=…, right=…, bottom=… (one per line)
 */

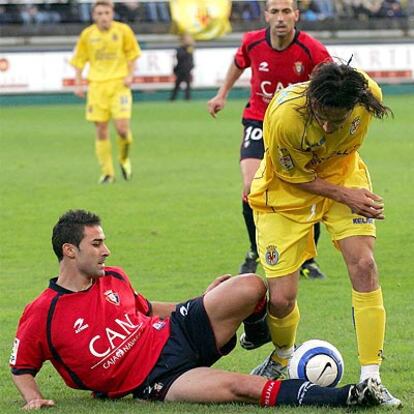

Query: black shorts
left=240, top=118, right=264, bottom=161
left=132, top=296, right=237, bottom=401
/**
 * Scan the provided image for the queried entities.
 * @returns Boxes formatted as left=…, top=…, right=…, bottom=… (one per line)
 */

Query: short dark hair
left=266, top=0, right=298, bottom=10
left=52, top=210, right=101, bottom=261
left=304, top=62, right=393, bottom=119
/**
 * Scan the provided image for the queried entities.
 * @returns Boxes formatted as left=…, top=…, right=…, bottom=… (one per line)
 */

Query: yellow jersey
left=249, top=72, right=382, bottom=213
left=70, top=21, right=141, bottom=82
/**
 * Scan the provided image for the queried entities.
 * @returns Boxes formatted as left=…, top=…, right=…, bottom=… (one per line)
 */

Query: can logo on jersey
left=350, top=117, right=361, bottom=135
left=265, top=245, right=279, bottom=266
left=104, top=290, right=120, bottom=306
left=293, top=61, right=304, bottom=75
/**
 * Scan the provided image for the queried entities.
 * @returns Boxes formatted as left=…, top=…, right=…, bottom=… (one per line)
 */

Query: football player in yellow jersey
left=248, top=62, right=401, bottom=407
left=70, top=0, right=141, bottom=183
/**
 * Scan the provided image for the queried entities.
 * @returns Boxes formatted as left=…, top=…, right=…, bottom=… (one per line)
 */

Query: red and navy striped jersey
left=235, top=28, right=331, bottom=121
left=10, top=266, right=170, bottom=398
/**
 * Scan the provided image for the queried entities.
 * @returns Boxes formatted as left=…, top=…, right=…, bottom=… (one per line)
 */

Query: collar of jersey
left=49, top=277, right=88, bottom=294
left=266, top=27, right=299, bottom=51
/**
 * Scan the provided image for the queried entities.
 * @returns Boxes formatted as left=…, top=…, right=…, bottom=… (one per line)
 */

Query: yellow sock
left=117, top=131, right=133, bottom=164
left=267, top=302, right=300, bottom=365
left=352, top=287, right=385, bottom=365
left=95, top=139, right=114, bottom=177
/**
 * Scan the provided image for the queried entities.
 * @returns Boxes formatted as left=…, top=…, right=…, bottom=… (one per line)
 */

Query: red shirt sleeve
left=10, top=301, right=50, bottom=375
left=312, top=43, right=332, bottom=65
left=234, top=33, right=251, bottom=69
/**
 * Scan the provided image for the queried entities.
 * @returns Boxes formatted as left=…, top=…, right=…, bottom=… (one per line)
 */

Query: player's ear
left=62, top=243, right=77, bottom=259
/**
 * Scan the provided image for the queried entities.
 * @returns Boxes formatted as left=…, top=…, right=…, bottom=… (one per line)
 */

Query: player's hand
left=74, top=85, right=85, bottom=98
left=204, top=274, right=232, bottom=294
left=23, top=398, right=55, bottom=410
left=124, top=75, right=133, bottom=87
left=207, top=96, right=225, bottom=118
left=342, top=188, right=384, bottom=220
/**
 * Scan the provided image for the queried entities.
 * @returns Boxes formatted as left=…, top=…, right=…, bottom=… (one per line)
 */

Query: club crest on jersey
left=265, top=245, right=279, bottom=266
left=104, top=290, right=120, bottom=306
left=293, top=61, right=304, bottom=75
left=112, top=33, right=118, bottom=42
left=278, top=148, right=294, bottom=171
left=350, top=117, right=361, bottom=135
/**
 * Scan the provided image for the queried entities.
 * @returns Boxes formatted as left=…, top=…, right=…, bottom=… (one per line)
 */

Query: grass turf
left=0, top=95, right=413, bottom=413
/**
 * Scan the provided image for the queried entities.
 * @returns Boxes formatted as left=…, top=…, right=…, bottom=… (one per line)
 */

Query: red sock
left=253, top=295, right=267, bottom=314
left=260, top=380, right=282, bottom=407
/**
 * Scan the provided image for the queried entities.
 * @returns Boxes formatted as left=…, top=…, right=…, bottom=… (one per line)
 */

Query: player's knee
left=237, top=274, right=267, bottom=305
left=268, top=294, right=296, bottom=316
left=95, top=124, right=108, bottom=140
left=116, top=126, right=129, bottom=138
left=349, top=254, right=377, bottom=277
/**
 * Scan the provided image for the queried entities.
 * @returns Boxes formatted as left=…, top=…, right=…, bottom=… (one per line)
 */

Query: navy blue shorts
left=240, top=118, right=264, bottom=161
left=132, top=296, right=237, bottom=401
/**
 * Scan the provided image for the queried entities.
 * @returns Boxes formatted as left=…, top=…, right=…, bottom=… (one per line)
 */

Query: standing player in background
left=208, top=0, right=331, bottom=283
left=170, top=33, right=195, bottom=101
left=70, top=0, right=141, bottom=184
left=248, top=62, right=400, bottom=407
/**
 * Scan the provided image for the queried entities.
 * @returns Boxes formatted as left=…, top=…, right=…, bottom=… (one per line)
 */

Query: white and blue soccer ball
left=288, top=339, right=344, bottom=387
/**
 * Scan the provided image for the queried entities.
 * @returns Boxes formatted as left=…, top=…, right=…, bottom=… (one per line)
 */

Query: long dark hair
left=302, top=62, right=393, bottom=119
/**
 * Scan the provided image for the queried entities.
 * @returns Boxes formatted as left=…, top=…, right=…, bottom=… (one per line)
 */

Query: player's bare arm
left=150, top=301, right=176, bottom=318
left=294, top=177, right=384, bottom=219
left=73, top=67, right=85, bottom=98
left=208, top=62, right=244, bottom=118
left=12, top=373, right=55, bottom=410
left=124, top=59, right=137, bottom=87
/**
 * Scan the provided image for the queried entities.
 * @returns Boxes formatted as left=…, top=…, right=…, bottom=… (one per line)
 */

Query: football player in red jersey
left=208, top=0, right=330, bottom=284
left=10, top=210, right=382, bottom=410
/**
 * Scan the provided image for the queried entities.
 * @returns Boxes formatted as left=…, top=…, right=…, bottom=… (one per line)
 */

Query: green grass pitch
left=0, top=95, right=413, bottom=413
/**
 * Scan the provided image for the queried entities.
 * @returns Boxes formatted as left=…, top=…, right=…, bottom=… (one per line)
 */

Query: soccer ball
left=288, top=339, right=344, bottom=387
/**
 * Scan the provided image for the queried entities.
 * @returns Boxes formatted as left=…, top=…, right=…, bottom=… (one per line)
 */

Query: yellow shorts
left=254, top=165, right=376, bottom=278
left=86, top=79, right=132, bottom=122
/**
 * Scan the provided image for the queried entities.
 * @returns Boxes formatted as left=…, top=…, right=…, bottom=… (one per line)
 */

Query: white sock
left=275, top=345, right=295, bottom=360
left=360, top=364, right=381, bottom=383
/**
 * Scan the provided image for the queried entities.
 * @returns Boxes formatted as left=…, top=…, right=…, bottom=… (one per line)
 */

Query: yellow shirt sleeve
left=358, top=69, right=383, bottom=103
left=123, top=24, right=141, bottom=62
left=70, top=29, right=89, bottom=70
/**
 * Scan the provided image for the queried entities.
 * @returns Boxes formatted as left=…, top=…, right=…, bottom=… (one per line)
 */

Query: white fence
left=1, top=43, right=413, bottom=94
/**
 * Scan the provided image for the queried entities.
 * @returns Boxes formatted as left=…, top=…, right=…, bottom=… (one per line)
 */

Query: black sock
left=277, top=379, right=351, bottom=407
left=243, top=298, right=269, bottom=340
left=242, top=199, right=257, bottom=253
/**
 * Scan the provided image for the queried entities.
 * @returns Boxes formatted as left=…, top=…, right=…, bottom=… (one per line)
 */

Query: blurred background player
left=248, top=62, right=400, bottom=407
left=208, top=0, right=331, bottom=280
left=170, top=33, right=195, bottom=101
left=70, top=0, right=141, bottom=184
